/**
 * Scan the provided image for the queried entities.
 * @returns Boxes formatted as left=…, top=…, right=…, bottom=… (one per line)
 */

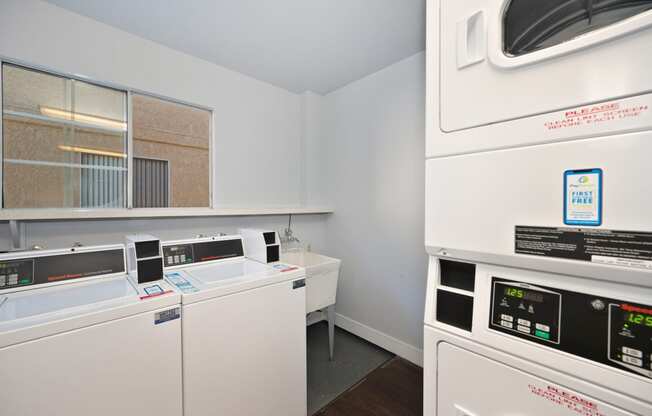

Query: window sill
left=0, top=207, right=334, bottom=221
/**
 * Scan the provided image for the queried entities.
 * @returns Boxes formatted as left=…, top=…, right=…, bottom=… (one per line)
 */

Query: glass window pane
left=504, top=0, right=652, bottom=56
left=132, top=94, right=210, bottom=208
left=2, top=64, right=127, bottom=208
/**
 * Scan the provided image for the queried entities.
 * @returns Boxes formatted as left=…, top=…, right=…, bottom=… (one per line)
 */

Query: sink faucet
left=281, top=227, right=300, bottom=245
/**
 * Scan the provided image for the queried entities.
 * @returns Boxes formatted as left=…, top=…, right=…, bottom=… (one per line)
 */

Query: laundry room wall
left=0, top=1, right=428, bottom=364
left=0, top=0, right=329, bottom=250
left=320, top=52, right=427, bottom=364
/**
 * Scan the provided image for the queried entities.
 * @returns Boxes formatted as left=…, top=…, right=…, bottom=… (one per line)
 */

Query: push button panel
left=608, top=303, right=652, bottom=377
left=490, top=280, right=560, bottom=344
left=489, top=277, right=652, bottom=380
left=0, top=259, right=34, bottom=290
left=162, top=244, right=194, bottom=267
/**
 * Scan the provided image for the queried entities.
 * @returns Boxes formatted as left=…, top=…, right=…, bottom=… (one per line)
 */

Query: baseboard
left=335, top=313, right=424, bottom=367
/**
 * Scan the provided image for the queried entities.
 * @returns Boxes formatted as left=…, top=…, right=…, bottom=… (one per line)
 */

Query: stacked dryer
left=425, top=1, right=652, bottom=415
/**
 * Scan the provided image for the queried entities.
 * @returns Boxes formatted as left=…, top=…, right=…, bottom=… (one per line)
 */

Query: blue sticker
left=144, top=285, right=163, bottom=296
left=564, top=168, right=603, bottom=226
left=165, top=271, right=199, bottom=293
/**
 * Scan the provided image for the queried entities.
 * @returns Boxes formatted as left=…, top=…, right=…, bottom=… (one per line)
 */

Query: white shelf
left=0, top=207, right=334, bottom=221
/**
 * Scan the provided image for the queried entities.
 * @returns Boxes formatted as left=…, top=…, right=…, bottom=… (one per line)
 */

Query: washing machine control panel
left=162, top=238, right=245, bottom=267
left=0, top=259, right=34, bottom=289
left=490, top=277, right=652, bottom=379
left=491, top=281, right=561, bottom=344
left=0, top=249, right=125, bottom=291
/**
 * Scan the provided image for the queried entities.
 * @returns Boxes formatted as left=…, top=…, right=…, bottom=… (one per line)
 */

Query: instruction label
left=154, top=307, right=180, bottom=325
left=515, top=226, right=652, bottom=270
left=528, top=384, right=610, bottom=416
left=543, top=100, right=649, bottom=131
left=165, top=271, right=199, bottom=293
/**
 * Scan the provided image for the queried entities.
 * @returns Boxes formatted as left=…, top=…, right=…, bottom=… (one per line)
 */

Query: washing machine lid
left=0, top=276, right=136, bottom=325
left=188, top=259, right=272, bottom=284
left=0, top=274, right=180, bottom=348
left=168, top=258, right=304, bottom=304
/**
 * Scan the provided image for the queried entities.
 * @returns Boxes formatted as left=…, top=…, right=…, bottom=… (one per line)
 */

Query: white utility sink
left=281, top=251, right=340, bottom=314
left=281, top=251, right=341, bottom=360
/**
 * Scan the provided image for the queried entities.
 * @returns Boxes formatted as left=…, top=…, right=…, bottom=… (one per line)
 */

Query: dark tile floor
left=307, top=321, right=423, bottom=416
left=307, top=321, right=394, bottom=415
left=316, top=357, right=423, bottom=416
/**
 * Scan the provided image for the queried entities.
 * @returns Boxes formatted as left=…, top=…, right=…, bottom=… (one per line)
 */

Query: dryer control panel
left=490, top=277, right=652, bottom=379
left=491, top=280, right=561, bottom=344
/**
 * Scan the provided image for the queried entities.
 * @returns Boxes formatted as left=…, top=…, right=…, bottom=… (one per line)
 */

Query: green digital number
left=505, top=287, right=524, bottom=298
left=627, top=313, right=652, bottom=327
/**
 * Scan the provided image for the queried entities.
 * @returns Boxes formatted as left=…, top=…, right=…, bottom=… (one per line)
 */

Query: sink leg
left=327, top=304, right=335, bottom=361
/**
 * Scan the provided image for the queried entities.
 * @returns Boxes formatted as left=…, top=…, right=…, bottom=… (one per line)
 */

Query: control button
left=19, top=278, right=30, bottom=285
left=501, top=314, right=513, bottom=323
left=167, top=256, right=174, bottom=264
left=622, top=355, right=643, bottom=367
left=8, top=274, right=18, bottom=285
left=500, top=298, right=510, bottom=307
left=173, top=255, right=180, bottom=264
left=535, top=323, right=550, bottom=332
left=528, top=304, right=535, bottom=314
left=517, top=325, right=530, bottom=333
left=180, top=254, right=186, bottom=262
left=0, top=275, right=5, bottom=286
left=518, top=302, right=526, bottom=310
left=517, top=319, right=531, bottom=327
left=535, top=330, right=550, bottom=340
left=622, top=347, right=643, bottom=358
left=501, top=320, right=513, bottom=329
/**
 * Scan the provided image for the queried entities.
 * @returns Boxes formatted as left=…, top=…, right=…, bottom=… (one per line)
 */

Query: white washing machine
left=0, top=244, right=182, bottom=416
left=425, top=0, right=652, bottom=414
left=161, top=235, right=307, bottom=416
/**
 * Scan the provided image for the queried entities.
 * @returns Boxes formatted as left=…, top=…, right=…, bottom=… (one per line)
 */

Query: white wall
left=0, top=0, right=329, bottom=251
left=320, top=53, right=427, bottom=361
left=0, top=0, right=427, bottom=363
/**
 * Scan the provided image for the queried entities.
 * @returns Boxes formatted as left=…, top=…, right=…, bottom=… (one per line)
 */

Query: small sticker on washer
left=165, top=271, right=199, bottom=293
left=273, top=263, right=299, bottom=272
left=155, top=307, right=180, bottom=325
left=144, top=285, right=163, bottom=296
left=292, top=279, right=305, bottom=289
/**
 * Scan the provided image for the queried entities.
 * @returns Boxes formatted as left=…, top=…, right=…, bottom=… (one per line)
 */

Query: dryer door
left=439, top=0, right=652, bottom=133
left=436, top=343, right=641, bottom=416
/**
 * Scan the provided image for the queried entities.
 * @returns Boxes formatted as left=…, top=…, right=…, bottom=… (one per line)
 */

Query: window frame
left=0, top=57, right=214, bottom=211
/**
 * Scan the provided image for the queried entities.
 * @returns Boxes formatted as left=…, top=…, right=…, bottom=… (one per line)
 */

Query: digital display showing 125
left=626, top=312, right=652, bottom=327
left=504, top=286, right=544, bottom=303
left=505, top=287, right=524, bottom=298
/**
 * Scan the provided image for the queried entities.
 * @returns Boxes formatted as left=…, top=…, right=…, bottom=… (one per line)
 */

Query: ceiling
left=44, top=0, right=426, bottom=94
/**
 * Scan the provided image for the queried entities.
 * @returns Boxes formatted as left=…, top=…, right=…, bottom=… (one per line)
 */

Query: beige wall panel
left=3, top=119, right=125, bottom=208
left=132, top=94, right=210, bottom=140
